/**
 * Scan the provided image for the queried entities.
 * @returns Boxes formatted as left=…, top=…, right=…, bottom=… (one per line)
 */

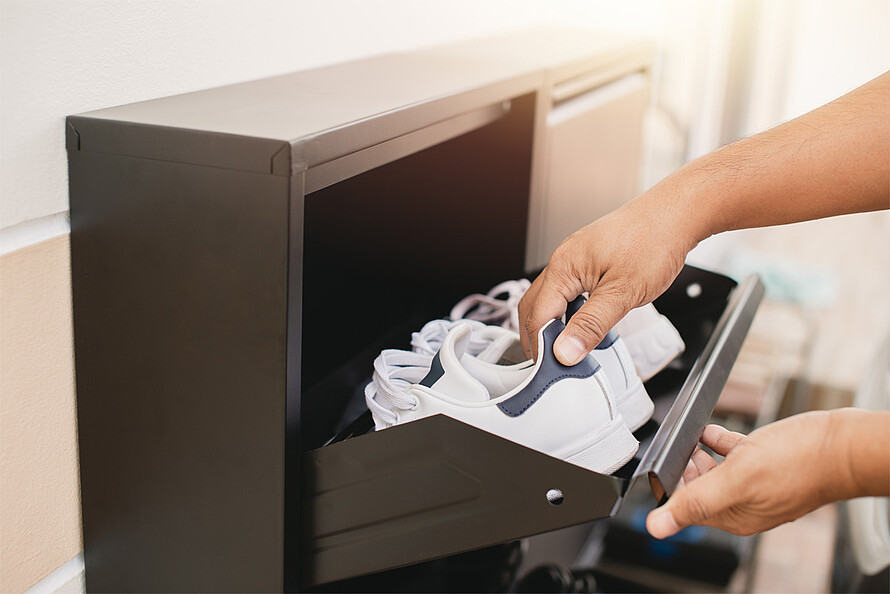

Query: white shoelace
left=449, top=278, right=531, bottom=332
left=364, top=348, right=430, bottom=427
left=409, top=318, right=490, bottom=356
left=365, top=319, right=490, bottom=427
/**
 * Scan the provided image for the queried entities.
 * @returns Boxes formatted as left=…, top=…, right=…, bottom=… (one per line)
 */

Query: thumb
left=554, top=289, right=630, bottom=365
left=646, top=466, right=733, bottom=539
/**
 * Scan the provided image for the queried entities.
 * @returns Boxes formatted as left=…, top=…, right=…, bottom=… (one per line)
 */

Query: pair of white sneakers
left=364, top=281, right=685, bottom=475
left=449, top=279, right=685, bottom=382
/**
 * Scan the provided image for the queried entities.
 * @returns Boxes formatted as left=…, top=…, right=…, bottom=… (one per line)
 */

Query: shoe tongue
left=475, top=334, right=517, bottom=363
left=418, top=322, right=490, bottom=402
left=476, top=332, right=529, bottom=366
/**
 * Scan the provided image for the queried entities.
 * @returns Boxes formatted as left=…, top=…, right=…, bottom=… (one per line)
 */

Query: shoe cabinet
left=67, top=28, right=763, bottom=592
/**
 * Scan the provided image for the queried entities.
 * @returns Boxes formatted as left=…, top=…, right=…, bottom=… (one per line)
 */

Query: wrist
left=632, top=168, right=712, bottom=254
left=671, top=154, right=741, bottom=243
left=820, top=409, right=859, bottom=503
left=828, top=408, right=890, bottom=500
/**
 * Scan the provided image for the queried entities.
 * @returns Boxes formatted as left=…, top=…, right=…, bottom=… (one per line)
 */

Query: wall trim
left=24, top=554, right=84, bottom=594
left=0, top=212, right=70, bottom=257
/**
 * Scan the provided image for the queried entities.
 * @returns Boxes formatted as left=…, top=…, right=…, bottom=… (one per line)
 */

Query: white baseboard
left=0, top=212, right=70, bottom=257
left=25, top=554, right=84, bottom=594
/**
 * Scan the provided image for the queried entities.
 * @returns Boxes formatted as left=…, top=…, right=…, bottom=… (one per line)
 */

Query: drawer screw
left=546, top=488, right=564, bottom=506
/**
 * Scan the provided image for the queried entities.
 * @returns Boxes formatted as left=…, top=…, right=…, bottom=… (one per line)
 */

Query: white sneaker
left=409, top=318, right=516, bottom=358
left=365, top=319, right=639, bottom=475
left=589, top=330, right=655, bottom=431
left=458, top=321, right=654, bottom=432
left=450, top=279, right=685, bottom=381
left=612, top=304, right=685, bottom=381
left=449, top=278, right=531, bottom=332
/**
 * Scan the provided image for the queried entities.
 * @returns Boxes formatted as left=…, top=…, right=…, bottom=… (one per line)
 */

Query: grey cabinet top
left=67, top=27, right=650, bottom=176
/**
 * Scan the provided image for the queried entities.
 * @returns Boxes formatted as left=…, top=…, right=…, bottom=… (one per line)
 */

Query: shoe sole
left=614, top=380, right=655, bottom=432
left=554, top=415, right=639, bottom=475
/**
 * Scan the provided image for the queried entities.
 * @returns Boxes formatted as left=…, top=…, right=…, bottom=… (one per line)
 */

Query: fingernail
left=554, top=335, right=586, bottom=365
left=647, top=509, right=680, bottom=539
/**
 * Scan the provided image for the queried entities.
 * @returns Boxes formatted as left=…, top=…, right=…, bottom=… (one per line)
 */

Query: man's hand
left=646, top=409, right=890, bottom=538
left=517, top=192, right=696, bottom=364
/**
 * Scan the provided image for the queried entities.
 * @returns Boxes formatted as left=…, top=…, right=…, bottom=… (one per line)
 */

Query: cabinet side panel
left=69, top=151, right=288, bottom=592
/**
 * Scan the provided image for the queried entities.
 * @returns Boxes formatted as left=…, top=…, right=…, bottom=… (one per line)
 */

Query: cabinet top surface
left=73, top=27, right=650, bottom=144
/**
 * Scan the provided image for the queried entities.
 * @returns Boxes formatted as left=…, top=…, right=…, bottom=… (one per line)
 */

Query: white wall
left=5, top=0, right=883, bottom=241
left=0, top=0, right=670, bottom=234
left=0, top=0, right=531, bottom=230
left=783, top=0, right=890, bottom=121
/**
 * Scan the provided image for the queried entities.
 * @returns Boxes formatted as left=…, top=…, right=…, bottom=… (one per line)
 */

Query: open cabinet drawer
left=300, top=266, right=764, bottom=587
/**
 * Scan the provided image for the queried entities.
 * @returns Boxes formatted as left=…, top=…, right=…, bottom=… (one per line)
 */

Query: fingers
left=517, top=278, right=543, bottom=359
left=682, top=447, right=718, bottom=485
left=646, top=465, right=735, bottom=539
left=690, top=447, right=719, bottom=476
left=700, top=424, right=746, bottom=456
left=647, top=431, right=741, bottom=538
left=554, top=282, right=631, bottom=365
left=648, top=472, right=666, bottom=501
left=518, top=274, right=573, bottom=360
left=681, top=458, right=699, bottom=485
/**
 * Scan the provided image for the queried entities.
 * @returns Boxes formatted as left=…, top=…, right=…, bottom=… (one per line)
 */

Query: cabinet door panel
left=536, top=72, right=649, bottom=267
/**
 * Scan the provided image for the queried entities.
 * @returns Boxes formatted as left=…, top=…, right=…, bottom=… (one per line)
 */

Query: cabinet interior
left=300, top=93, right=536, bottom=449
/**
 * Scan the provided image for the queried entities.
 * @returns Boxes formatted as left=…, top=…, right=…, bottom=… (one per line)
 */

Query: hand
left=517, top=189, right=697, bottom=363
left=646, top=412, right=851, bottom=538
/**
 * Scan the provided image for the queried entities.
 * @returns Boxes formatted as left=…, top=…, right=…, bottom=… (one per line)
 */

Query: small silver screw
left=546, top=488, right=564, bottom=505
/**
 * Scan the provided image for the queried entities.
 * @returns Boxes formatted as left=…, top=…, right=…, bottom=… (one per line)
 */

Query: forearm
left=829, top=408, right=890, bottom=500
left=645, top=71, right=889, bottom=246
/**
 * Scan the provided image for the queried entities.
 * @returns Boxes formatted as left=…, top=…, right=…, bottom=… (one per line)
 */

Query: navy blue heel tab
left=497, top=319, right=600, bottom=417
left=565, top=295, right=619, bottom=350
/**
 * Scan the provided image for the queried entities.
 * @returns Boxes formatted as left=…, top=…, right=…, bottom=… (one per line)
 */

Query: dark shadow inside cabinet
left=300, top=93, right=537, bottom=450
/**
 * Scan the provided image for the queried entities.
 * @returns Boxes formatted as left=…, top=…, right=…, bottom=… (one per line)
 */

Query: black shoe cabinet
left=67, top=28, right=763, bottom=592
